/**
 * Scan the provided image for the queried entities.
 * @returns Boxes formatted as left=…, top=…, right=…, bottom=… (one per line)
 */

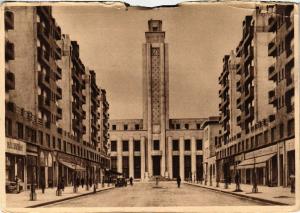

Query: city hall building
left=109, top=20, right=214, bottom=181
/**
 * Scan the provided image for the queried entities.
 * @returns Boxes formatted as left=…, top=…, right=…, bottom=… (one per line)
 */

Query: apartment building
left=216, top=5, right=295, bottom=188
left=5, top=6, right=110, bottom=192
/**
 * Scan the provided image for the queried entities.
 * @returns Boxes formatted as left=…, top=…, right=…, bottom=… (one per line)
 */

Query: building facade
left=109, top=20, right=210, bottom=181
left=216, top=5, right=295, bottom=188
left=5, top=6, right=110, bottom=192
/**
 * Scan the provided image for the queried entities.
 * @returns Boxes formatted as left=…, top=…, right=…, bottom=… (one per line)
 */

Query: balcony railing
left=268, top=37, right=277, bottom=57
left=268, top=16, right=277, bottom=32
left=37, top=22, right=49, bottom=43
left=56, top=87, right=62, bottom=99
left=268, top=89, right=276, bottom=105
left=244, top=66, right=254, bottom=84
left=37, top=47, right=50, bottom=67
left=268, top=63, right=277, bottom=81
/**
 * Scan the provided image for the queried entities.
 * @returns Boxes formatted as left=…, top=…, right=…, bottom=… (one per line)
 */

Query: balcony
left=268, top=89, right=277, bottom=105
left=71, top=68, right=81, bottom=83
left=5, top=69, right=15, bottom=91
left=5, top=40, right=14, bottom=61
left=245, top=86, right=254, bottom=103
left=268, top=16, right=277, bottom=32
left=37, top=47, right=50, bottom=67
left=236, top=97, right=242, bottom=109
left=38, top=95, right=51, bottom=112
left=55, top=65, right=62, bottom=80
left=38, top=71, right=51, bottom=90
left=37, top=22, right=49, bottom=43
left=237, top=115, right=242, bottom=125
left=245, top=46, right=254, bottom=63
left=244, top=26, right=254, bottom=45
left=245, top=106, right=254, bottom=122
left=56, top=87, right=62, bottom=99
left=72, top=102, right=82, bottom=115
left=286, top=73, right=294, bottom=92
left=57, top=106, right=62, bottom=119
left=37, top=6, right=51, bottom=19
left=244, top=66, right=254, bottom=84
left=287, top=103, right=294, bottom=114
left=269, top=114, right=276, bottom=122
left=236, top=80, right=242, bottom=92
left=72, top=85, right=81, bottom=99
left=268, top=63, right=277, bottom=81
left=5, top=10, right=14, bottom=30
left=54, top=25, right=62, bottom=40
left=268, top=37, right=277, bottom=57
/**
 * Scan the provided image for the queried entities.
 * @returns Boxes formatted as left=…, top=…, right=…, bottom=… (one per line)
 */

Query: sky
left=52, top=3, right=254, bottom=119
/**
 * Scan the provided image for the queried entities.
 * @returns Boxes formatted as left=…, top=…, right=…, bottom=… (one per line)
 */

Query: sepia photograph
left=2, top=1, right=299, bottom=212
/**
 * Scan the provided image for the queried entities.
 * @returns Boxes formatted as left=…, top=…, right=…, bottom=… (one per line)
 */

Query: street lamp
left=252, top=155, right=258, bottom=193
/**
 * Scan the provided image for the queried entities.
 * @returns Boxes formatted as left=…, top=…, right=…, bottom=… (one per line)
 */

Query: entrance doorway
left=172, top=156, right=179, bottom=179
left=152, top=156, right=161, bottom=176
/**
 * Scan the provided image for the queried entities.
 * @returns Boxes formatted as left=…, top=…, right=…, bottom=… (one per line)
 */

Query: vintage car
left=115, top=177, right=127, bottom=187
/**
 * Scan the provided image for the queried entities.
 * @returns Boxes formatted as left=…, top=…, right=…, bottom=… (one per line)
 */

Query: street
left=47, top=182, right=268, bottom=207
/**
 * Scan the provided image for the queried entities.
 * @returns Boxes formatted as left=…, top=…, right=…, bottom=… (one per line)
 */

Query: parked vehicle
left=115, top=177, right=127, bottom=187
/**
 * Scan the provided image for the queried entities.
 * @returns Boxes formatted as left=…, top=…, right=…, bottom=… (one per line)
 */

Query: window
left=185, top=124, right=189, bottom=129
left=38, top=131, right=43, bottom=145
left=31, top=130, right=36, bottom=143
left=264, top=130, right=268, bottom=143
left=271, top=127, right=276, bottom=142
left=288, top=119, right=294, bottom=136
left=5, top=118, right=12, bottom=136
left=184, top=139, right=191, bottom=151
left=135, top=124, right=140, bottom=130
left=153, top=140, right=160, bottom=150
left=112, top=125, right=116, bottom=130
left=58, top=138, right=61, bottom=150
left=197, top=124, right=201, bottom=130
left=52, top=136, right=56, bottom=148
left=63, top=140, right=67, bottom=152
left=196, top=139, right=202, bottom=150
left=279, top=123, right=284, bottom=138
left=122, top=140, right=129, bottom=151
left=176, top=124, right=180, bottom=129
left=111, top=140, right=117, bottom=151
left=46, top=134, right=50, bottom=147
left=172, top=140, right=179, bottom=151
left=214, top=137, right=218, bottom=146
left=134, top=140, right=140, bottom=151
left=17, top=123, right=24, bottom=139
left=124, top=125, right=128, bottom=131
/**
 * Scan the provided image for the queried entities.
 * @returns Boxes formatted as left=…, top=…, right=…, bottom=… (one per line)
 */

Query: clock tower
left=142, top=20, right=169, bottom=178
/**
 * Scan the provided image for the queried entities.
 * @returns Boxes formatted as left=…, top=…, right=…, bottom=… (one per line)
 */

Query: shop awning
left=237, top=153, right=276, bottom=169
left=59, top=161, right=86, bottom=171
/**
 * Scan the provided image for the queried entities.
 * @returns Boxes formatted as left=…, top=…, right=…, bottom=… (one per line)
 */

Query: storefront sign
left=245, top=144, right=277, bottom=159
left=27, top=143, right=38, bottom=153
left=6, top=137, right=26, bottom=155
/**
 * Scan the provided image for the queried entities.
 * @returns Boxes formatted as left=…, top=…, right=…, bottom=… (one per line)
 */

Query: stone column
left=141, top=137, right=146, bottom=181
left=283, top=140, right=287, bottom=187
left=129, top=137, right=134, bottom=178
left=191, top=137, right=196, bottom=182
left=147, top=138, right=152, bottom=177
left=277, top=143, right=281, bottom=187
left=117, top=138, right=122, bottom=174
left=167, top=136, right=173, bottom=179
left=179, top=137, right=184, bottom=180
left=160, top=136, right=166, bottom=177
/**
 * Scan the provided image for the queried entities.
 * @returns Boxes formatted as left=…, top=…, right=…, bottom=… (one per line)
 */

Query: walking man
left=129, top=177, right=133, bottom=186
left=177, top=176, right=181, bottom=188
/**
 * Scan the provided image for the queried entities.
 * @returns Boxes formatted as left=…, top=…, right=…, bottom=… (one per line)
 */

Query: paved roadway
left=47, top=182, right=268, bottom=207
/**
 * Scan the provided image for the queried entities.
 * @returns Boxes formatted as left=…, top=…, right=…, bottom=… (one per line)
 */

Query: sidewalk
left=184, top=181, right=295, bottom=205
left=6, top=184, right=114, bottom=208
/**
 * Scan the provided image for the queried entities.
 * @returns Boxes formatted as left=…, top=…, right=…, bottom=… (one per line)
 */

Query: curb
left=184, top=182, right=289, bottom=206
left=26, top=187, right=114, bottom=208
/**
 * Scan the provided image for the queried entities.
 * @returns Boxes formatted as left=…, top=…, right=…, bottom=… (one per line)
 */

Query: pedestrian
left=76, top=177, right=80, bottom=188
left=61, top=177, right=65, bottom=191
left=89, top=178, right=92, bottom=187
left=15, top=176, right=20, bottom=193
left=176, top=176, right=181, bottom=188
left=41, top=178, right=45, bottom=194
left=235, top=172, right=241, bottom=191
left=129, top=177, right=133, bottom=186
left=81, top=178, right=84, bottom=188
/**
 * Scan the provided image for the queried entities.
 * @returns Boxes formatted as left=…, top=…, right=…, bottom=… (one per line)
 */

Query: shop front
left=5, top=137, right=26, bottom=192
left=26, top=143, right=38, bottom=191
left=57, top=152, right=86, bottom=186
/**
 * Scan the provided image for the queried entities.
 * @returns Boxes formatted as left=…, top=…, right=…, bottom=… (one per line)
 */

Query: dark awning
left=237, top=153, right=276, bottom=169
left=59, top=160, right=86, bottom=171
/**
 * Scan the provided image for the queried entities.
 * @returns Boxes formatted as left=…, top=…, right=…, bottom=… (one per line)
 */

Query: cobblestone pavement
left=47, top=181, right=268, bottom=207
